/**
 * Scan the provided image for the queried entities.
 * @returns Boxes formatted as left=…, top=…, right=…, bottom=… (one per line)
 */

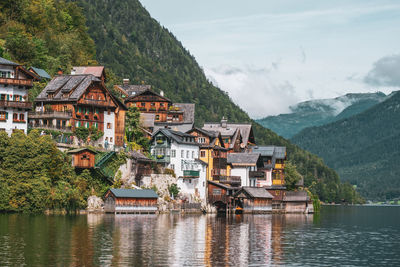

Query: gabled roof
left=283, top=191, right=309, bottom=202
left=174, top=103, right=195, bottom=123
left=207, top=180, right=235, bottom=190
left=234, top=187, right=274, bottom=199
left=0, top=57, right=19, bottom=66
left=203, top=120, right=255, bottom=146
left=36, top=74, right=100, bottom=101
left=108, top=188, right=158, bottom=199
left=154, top=122, right=194, bottom=133
left=115, top=84, right=151, bottom=97
left=66, top=147, right=98, bottom=154
left=152, top=128, right=198, bottom=145
left=129, top=150, right=154, bottom=162
left=125, top=88, right=171, bottom=103
left=227, top=153, right=260, bottom=166
left=71, top=66, right=105, bottom=79
left=30, top=67, right=51, bottom=79
left=252, top=146, right=286, bottom=159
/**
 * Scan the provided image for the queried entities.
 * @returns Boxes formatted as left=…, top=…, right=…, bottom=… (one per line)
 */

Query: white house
left=151, top=128, right=207, bottom=203
left=227, top=153, right=263, bottom=187
left=0, top=57, right=37, bottom=135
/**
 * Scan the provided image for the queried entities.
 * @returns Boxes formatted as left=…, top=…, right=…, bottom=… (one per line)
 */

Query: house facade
left=0, top=57, right=38, bottom=135
left=30, top=71, right=126, bottom=147
left=150, top=128, right=207, bottom=202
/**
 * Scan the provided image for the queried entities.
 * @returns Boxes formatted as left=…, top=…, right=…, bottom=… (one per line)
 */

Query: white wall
left=231, top=167, right=249, bottom=187
left=169, top=142, right=199, bottom=178
left=103, top=111, right=115, bottom=147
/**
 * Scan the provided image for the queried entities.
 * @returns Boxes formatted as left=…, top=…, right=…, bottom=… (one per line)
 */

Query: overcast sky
left=139, top=0, right=400, bottom=118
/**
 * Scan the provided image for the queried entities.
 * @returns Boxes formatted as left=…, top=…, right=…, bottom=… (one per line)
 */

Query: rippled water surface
left=1, top=206, right=400, bottom=266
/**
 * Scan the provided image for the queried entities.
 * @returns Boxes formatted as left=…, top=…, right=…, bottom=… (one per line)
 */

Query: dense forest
left=0, top=0, right=363, bottom=204
left=292, top=92, right=400, bottom=200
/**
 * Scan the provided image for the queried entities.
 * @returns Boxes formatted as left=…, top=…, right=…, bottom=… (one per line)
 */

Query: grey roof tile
left=109, top=188, right=158, bottom=198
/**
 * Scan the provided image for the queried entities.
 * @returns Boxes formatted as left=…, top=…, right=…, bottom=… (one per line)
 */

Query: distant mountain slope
left=291, top=91, right=400, bottom=200
left=68, top=0, right=363, bottom=203
left=256, top=92, right=387, bottom=138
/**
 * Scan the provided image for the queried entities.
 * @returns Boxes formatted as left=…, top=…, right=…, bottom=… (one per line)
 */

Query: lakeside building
left=150, top=128, right=207, bottom=202
left=233, top=187, right=274, bottom=213
left=227, top=153, right=264, bottom=187
left=104, top=188, right=158, bottom=214
left=0, top=57, right=38, bottom=135
left=202, top=117, right=255, bottom=152
left=30, top=70, right=127, bottom=148
left=187, top=127, right=233, bottom=183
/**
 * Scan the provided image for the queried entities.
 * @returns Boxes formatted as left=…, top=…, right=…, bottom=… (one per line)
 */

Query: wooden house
left=31, top=69, right=127, bottom=147
left=283, top=191, right=313, bottom=213
left=103, top=188, right=158, bottom=214
left=71, top=66, right=106, bottom=83
left=67, top=147, right=98, bottom=168
left=234, top=187, right=274, bottom=213
left=207, top=180, right=239, bottom=211
left=202, top=117, right=255, bottom=152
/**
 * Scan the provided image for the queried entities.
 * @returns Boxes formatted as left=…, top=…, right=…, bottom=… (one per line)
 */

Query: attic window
left=47, top=93, right=54, bottom=99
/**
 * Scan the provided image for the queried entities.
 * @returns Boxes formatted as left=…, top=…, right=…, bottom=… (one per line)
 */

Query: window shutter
left=5, top=112, right=8, bottom=119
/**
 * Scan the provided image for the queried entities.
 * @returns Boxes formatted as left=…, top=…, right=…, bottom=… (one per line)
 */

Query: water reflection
left=1, top=207, right=400, bottom=266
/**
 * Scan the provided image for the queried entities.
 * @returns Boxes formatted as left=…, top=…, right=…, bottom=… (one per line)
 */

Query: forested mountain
left=256, top=93, right=387, bottom=138
left=292, top=91, right=400, bottom=200
left=0, top=0, right=363, bottom=203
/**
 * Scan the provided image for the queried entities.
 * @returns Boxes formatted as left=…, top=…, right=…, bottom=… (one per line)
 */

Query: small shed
left=234, top=187, right=274, bottom=213
left=103, top=188, right=158, bottom=214
left=67, top=147, right=98, bottom=169
left=283, top=191, right=311, bottom=213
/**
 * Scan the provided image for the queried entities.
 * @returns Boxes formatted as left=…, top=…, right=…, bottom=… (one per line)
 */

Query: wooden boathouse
left=103, top=188, right=158, bottom=214
left=234, top=187, right=274, bottom=213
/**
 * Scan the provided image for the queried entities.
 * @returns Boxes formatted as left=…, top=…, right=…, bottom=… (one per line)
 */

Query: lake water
left=0, top=206, right=400, bottom=266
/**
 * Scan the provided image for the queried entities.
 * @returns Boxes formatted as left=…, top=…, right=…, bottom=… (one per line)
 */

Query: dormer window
left=47, top=93, right=54, bottom=99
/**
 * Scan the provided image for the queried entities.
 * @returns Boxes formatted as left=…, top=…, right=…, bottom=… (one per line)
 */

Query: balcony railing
left=29, top=124, right=73, bottom=133
left=249, top=171, right=265, bottom=179
left=213, top=175, right=241, bottom=185
left=0, top=100, right=32, bottom=109
left=80, top=99, right=111, bottom=106
left=183, top=170, right=200, bottom=178
left=155, top=155, right=170, bottom=163
left=0, top=78, right=33, bottom=87
left=29, top=111, right=72, bottom=119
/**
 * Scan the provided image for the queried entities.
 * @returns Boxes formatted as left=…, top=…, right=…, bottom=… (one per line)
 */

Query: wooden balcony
left=0, top=78, right=33, bottom=87
left=213, top=175, right=241, bottom=186
left=249, top=171, right=265, bottom=179
left=0, top=100, right=32, bottom=109
left=80, top=99, right=112, bottom=107
left=29, top=111, right=72, bottom=119
left=29, top=123, right=73, bottom=133
left=272, top=179, right=284, bottom=185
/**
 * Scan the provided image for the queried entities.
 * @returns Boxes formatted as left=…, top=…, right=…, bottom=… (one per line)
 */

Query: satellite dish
left=240, top=143, right=246, bottom=148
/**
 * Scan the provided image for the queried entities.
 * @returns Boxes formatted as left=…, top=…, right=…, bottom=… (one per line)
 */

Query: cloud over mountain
left=364, top=54, right=400, bottom=87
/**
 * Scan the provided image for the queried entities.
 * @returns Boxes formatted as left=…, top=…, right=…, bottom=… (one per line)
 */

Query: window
left=200, top=150, right=206, bottom=158
left=0, top=111, right=7, bottom=121
left=107, top=123, right=111, bottom=129
left=13, top=113, right=18, bottom=121
left=170, top=164, right=175, bottom=171
left=107, top=109, right=111, bottom=115
left=160, top=103, right=164, bottom=107
left=141, top=102, right=145, bottom=107
left=186, top=151, right=189, bottom=158
left=213, top=189, right=222, bottom=195
left=171, top=150, right=176, bottom=158
left=155, top=115, right=160, bottom=121
left=198, top=137, right=206, bottom=143
left=105, top=137, right=108, bottom=141
left=192, top=151, right=194, bottom=158
left=181, top=150, right=184, bottom=158
left=19, top=113, right=24, bottom=121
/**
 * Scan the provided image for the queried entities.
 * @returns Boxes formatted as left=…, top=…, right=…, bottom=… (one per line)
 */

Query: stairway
left=94, top=151, right=116, bottom=184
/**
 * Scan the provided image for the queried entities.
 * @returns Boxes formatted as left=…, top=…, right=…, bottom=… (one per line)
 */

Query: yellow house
left=187, top=128, right=229, bottom=181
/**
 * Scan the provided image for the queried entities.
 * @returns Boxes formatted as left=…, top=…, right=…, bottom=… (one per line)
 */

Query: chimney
left=221, top=116, right=228, bottom=128
left=160, top=90, right=164, bottom=97
left=57, top=68, right=63, bottom=75
left=123, top=78, right=129, bottom=86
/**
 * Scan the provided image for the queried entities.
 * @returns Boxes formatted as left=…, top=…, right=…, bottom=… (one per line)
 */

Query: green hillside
left=292, top=92, right=400, bottom=200
left=0, top=0, right=363, bottom=203
left=256, top=93, right=387, bottom=138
